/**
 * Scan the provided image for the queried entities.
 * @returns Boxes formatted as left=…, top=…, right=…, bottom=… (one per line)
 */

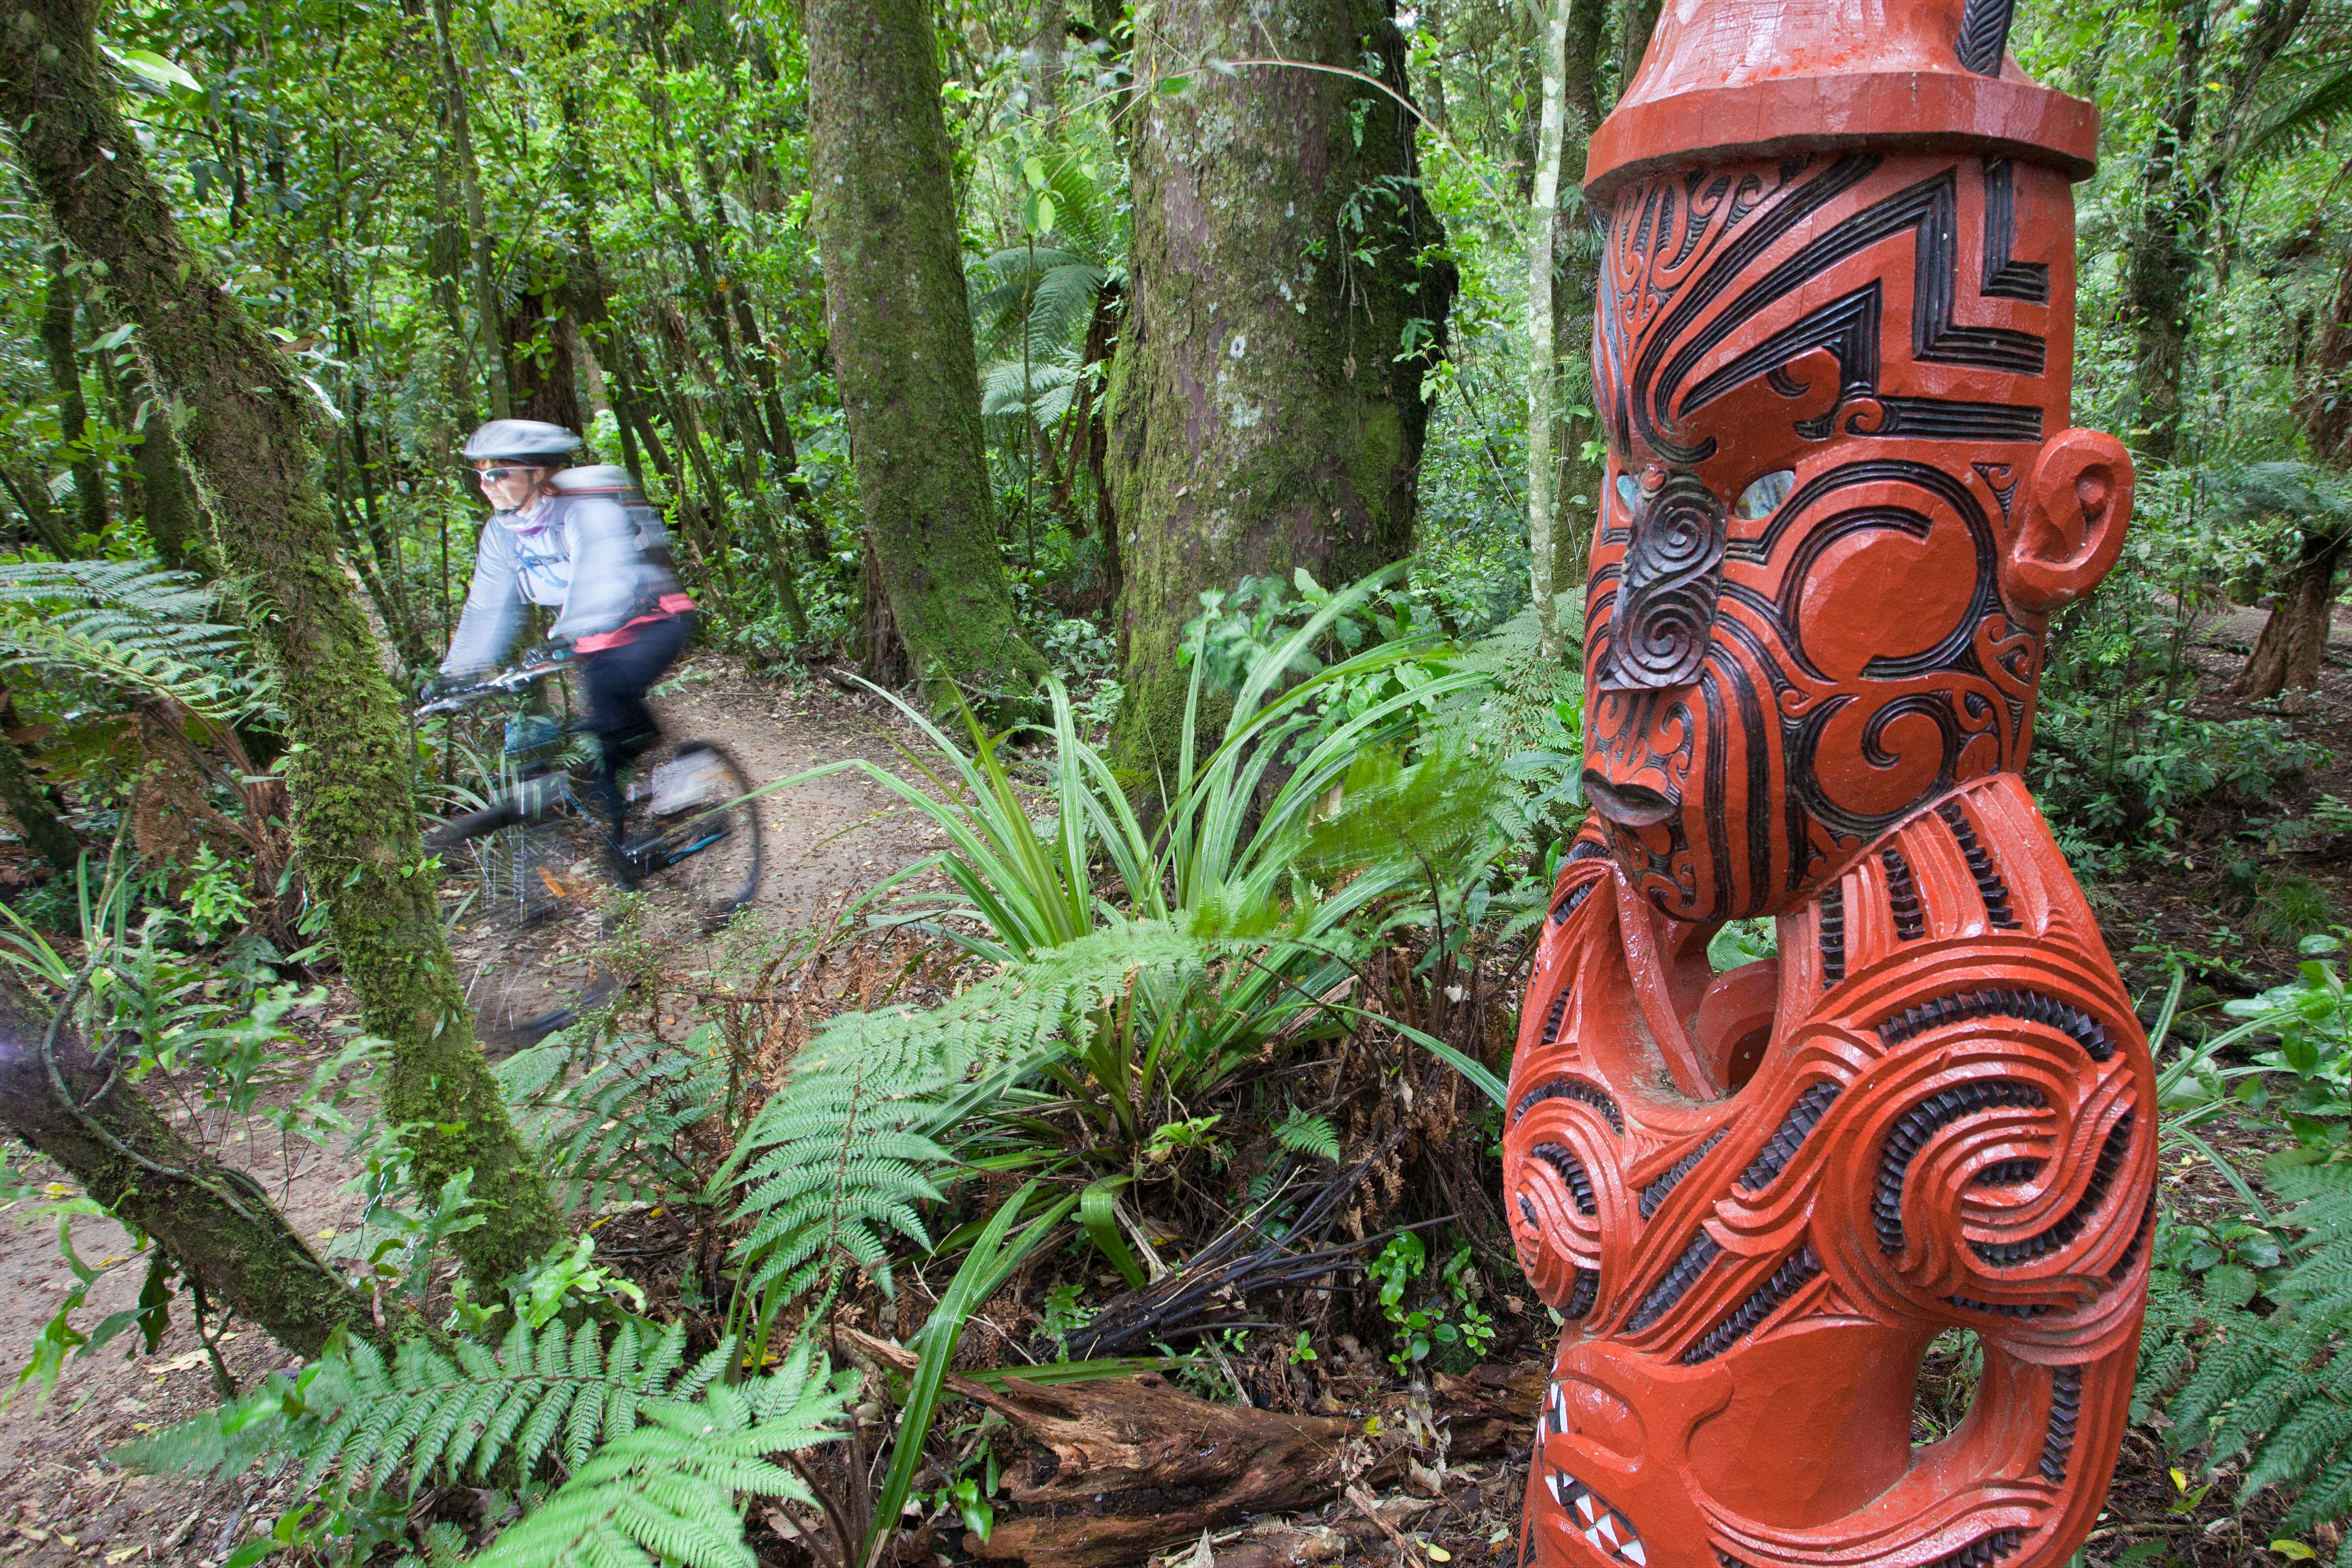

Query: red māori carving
left=1508, top=4, right=2151, bottom=1566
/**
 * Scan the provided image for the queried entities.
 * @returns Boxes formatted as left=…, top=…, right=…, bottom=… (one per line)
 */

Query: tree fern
left=498, top=1027, right=727, bottom=1212
left=721, top=918, right=1212, bottom=1302
left=2140, top=1161, right=2352, bottom=1560
left=0, top=557, right=273, bottom=720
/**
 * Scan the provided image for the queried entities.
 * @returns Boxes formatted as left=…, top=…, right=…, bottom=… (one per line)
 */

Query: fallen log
left=845, top=1329, right=1544, bottom=1568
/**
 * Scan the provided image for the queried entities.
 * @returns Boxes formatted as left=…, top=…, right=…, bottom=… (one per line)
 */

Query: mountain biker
left=433, top=418, right=695, bottom=870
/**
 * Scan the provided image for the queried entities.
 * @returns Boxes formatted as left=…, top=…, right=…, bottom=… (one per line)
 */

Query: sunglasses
left=474, top=466, right=537, bottom=484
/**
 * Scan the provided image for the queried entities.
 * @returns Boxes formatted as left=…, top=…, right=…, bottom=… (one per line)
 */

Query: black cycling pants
left=579, top=612, right=691, bottom=826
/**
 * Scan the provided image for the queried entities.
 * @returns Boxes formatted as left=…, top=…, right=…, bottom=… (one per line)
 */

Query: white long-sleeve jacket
left=440, top=487, right=679, bottom=677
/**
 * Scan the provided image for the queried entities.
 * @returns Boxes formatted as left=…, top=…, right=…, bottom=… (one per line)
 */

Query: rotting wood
left=847, top=1329, right=1541, bottom=1568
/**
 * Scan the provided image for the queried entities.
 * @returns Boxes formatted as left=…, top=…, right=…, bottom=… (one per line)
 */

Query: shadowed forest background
left=0, top=0, right=2347, bottom=1563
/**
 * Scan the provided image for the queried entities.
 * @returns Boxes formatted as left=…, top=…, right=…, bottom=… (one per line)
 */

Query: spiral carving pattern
left=1605, top=473, right=1729, bottom=689
left=1508, top=775, right=2153, bottom=1568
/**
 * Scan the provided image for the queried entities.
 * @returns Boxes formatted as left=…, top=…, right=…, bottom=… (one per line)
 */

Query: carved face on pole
left=1506, top=6, right=2155, bottom=1568
left=1577, top=27, right=2132, bottom=923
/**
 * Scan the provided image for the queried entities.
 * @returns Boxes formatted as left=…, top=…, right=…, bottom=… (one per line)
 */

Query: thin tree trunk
left=428, top=0, right=510, bottom=421
left=1105, top=0, right=1454, bottom=777
left=1527, top=0, right=1572, bottom=661
left=2239, top=217, right=2352, bottom=700
left=0, top=720, right=80, bottom=876
left=1028, top=0, right=1064, bottom=120
left=0, top=969, right=372, bottom=1358
left=2122, top=0, right=2209, bottom=467
left=120, top=362, right=207, bottom=573
left=41, top=250, right=109, bottom=545
left=0, top=0, right=564, bottom=1291
left=804, top=0, right=1045, bottom=710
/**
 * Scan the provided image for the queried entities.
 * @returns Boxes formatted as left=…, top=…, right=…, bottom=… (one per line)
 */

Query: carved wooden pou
left=1503, top=3, right=2154, bottom=1566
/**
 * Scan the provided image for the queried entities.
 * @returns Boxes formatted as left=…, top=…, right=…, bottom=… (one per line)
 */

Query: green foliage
left=2220, top=935, right=2352, bottom=1150
left=119, top=1324, right=855, bottom=1568
left=498, top=1027, right=728, bottom=1213
left=0, top=556, right=272, bottom=721
left=119, top=1315, right=708, bottom=1492
left=2139, top=1161, right=2352, bottom=1561
left=469, top=1349, right=852, bottom=1568
left=721, top=918, right=1214, bottom=1304
left=1271, top=1108, right=1341, bottom=1163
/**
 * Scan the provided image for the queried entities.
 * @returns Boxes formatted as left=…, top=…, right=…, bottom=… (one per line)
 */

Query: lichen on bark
left=0, top=0, right=563, bottom=1291
left=1105, top=0, right=1455, bottom=784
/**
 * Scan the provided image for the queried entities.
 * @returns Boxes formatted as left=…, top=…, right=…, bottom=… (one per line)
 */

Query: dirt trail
left=0, top=656, right=954, bottom=1564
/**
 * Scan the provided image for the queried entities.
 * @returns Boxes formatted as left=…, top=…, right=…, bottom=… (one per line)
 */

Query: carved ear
left=2004, top=428, right=2134, bottom=615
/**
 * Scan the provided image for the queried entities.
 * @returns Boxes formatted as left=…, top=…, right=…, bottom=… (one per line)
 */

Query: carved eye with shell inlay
left=1733, top=469, right=1796, bottom=520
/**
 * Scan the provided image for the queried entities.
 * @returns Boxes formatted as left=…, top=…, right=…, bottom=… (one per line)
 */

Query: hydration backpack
left=547, top=464, right=678, bottom=577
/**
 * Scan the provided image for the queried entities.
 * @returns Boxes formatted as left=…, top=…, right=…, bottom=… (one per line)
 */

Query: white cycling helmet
left=461, top=419, right=582, bottom=464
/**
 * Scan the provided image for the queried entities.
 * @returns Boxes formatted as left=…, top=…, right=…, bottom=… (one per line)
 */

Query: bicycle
left=418, top=654, right=764, bottom=1043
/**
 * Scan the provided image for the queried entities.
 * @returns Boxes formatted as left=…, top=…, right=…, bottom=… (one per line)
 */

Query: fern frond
left=724, top=918, right=1213, bottom=1302
left=117, top=1318, right=699, bottom=1494
left=1271, top=1109, right=1341, bottom=1162
left=497, top=1027, right=726, bottom=1212
left=2147, top=1161, right=2352, bottom=1537
left=470, top=1338, right=853, bottom=1568
left=0, top=557, right=273, bottom=720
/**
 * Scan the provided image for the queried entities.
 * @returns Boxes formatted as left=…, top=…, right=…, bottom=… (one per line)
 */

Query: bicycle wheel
left=626, top=739, right=763, bottom=930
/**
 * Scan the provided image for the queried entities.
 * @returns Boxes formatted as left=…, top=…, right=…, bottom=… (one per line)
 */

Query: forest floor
left=0, top=628, right=2346, bottom=1566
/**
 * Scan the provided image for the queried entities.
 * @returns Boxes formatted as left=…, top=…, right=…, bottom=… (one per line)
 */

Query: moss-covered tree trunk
left=803, top=0, right=1045, bottom=711
left=1105, top=0, right=1454, bottom=779
left=0, top=718, right=79, bottom=876
left=123, top=365, right=207, bottom=574
left=40, top=249, right=108, bottom=545
left=0, top=0, right=563, bottom=1290
left=0, top=970, right=372, bottom=1358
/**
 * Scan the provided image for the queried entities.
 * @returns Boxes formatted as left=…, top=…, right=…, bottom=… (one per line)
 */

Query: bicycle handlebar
left=415, top=657, right=572, bottom=717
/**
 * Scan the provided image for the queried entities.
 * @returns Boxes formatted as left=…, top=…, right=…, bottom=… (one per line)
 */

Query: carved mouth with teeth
left=1537, top=1383, right=1648, bottom=1566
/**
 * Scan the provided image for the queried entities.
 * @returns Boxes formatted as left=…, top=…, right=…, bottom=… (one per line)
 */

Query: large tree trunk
left=504, top=287, right=583, bottom=432
left=428, top=0, right=511, bottom=421
left=803, top=0, right=1045, bottom=712
left=2239, top=215, right=2352, bottom=700
left=0, top=0, right=564, bottom=1291
left=0, top=969, right=371, bottom=1358
left=2236, top=528, right=2347, bottom=700
left=1105, top=0, right=1454, bottom=778
left=1617, top=0, right=1662, bottom=92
